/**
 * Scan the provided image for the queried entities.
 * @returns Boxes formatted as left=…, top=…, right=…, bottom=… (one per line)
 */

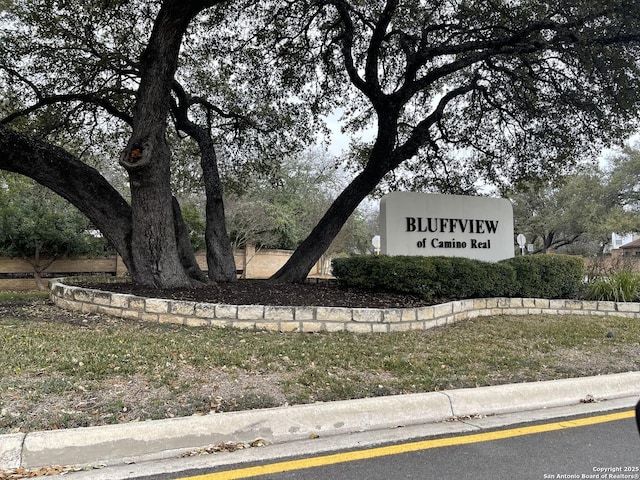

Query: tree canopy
left=223, top=149, right=376, bottom=254
left=2, top=0, right=640, bottom=286
left=0, top=172, right=111, bottom=288
left=511, top=142, right=640, bottom=255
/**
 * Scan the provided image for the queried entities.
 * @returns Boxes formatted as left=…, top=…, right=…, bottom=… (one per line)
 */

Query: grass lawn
left=1, top=292, right=639, bottom=434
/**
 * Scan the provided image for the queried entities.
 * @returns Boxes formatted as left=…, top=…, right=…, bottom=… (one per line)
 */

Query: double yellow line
left=180, top=410, right=636, bottom=480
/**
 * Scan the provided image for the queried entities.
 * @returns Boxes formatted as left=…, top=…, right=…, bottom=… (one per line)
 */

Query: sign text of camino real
left=380, top=192, right=515, bottom=261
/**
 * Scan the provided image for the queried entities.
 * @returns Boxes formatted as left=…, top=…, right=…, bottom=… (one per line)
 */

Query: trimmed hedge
left=331, top=254, right=584, bottom=301
left=504, top=255, right=585, bottom=300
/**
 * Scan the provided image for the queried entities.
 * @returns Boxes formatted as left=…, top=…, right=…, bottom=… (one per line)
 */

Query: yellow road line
left=179, top=410, right=636, bottom=480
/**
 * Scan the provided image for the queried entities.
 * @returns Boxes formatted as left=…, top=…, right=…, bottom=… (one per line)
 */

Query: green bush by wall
left=502, top=255, right=584, bottom=300
left=332, top=254, right=584, bottom=301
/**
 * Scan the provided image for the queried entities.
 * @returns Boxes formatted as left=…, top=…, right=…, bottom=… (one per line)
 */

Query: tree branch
left=0, top=92, right=134, bottom=126
left=0, top=125, right=134, bottom=271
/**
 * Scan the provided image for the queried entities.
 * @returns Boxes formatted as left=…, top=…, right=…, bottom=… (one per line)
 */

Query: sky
left=323, top=109, right=376, bottom=156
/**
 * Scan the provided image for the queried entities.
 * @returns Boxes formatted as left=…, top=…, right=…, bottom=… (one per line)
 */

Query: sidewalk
left=2, top=371, right=639, bottom=472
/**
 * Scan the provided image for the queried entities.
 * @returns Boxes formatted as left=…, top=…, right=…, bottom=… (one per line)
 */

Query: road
left=170, top=409, right=639, bottom=480
left=68, top=401, right=639, bottom=480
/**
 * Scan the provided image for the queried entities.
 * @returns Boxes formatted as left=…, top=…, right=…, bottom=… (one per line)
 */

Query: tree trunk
left=272, top=115, right=400, bottom=283
left=118, top=1, right=202, bottom=288
left=32, top=241, right=45, bottom=291
left=171, top=84, right=237, bottom=282
left=200, top=135, right=237, bottom=282
left=543, top=233, right=554, bottom=253
left=172, top=197, right=209, bottom=284
left=271, top=162, right=390, bottom=283
left=122, top=142, right=193, bottom=288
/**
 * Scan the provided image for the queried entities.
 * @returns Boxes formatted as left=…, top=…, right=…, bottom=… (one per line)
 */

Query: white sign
left=380, top=192, right=514, bottom=262
left=371, top=235, right=381, bottom=255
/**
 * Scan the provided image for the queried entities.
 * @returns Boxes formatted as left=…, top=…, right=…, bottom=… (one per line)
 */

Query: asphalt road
left=239, top=411, right=639, bottom=480
left=62, top=399, right=639, bottom=480
left=149, top=408, right=640, bottom=480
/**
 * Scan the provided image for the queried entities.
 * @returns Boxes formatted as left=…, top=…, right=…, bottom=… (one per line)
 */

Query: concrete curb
left=2, top=371, right=639, bottom=470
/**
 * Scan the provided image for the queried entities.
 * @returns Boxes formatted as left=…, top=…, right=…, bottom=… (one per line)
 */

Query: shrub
left=331, top=255, right=513, bottom=301
left=501, top=254, right=585, bottom=299
left=422, top=256, right=515, bottom=299
left=331, top=256, right=437, bottom=300
left=332, top=254, right=584, bottom=301
left=586, top=269, right=640, bottom=302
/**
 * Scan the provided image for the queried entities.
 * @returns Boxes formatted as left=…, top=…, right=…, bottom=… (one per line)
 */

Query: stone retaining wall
left=49, top=279, right=640, bottom=333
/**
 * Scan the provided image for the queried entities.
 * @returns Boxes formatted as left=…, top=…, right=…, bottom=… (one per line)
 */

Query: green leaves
left=511, top=143, right=640, bottom=255
left=224, top=149, right=375, bottom=254
left=587, top=269, right=640, bottom=302
left=0, top=172, right=111, bottom=259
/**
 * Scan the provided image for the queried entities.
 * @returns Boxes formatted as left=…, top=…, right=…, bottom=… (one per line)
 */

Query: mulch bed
left=80, top=279, right=435, bottom=309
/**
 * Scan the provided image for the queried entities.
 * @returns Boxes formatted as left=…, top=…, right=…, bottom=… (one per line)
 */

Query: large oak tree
left=2, top=0, right=640, bottom=286
left=268, top=0, right=640, bottom=281
left=0, top=0, right=312, bottom=287
left=1, top=0, right=229, bottom=287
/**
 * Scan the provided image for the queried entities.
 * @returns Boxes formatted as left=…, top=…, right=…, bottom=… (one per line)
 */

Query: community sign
left=380, top=192, right=514, bottom=261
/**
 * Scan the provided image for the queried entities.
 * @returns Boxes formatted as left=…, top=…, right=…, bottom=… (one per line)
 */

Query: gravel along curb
left=2, top=371, right=639, bottom=470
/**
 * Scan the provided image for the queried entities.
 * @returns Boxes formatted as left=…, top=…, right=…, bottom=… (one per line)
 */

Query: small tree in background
left=180, top=201, right=206, bottom=253
left=224, top=149, right=376, bottom=255
left=0, top=173, right=111, bottom=289
left=511, top=145, right=640, bottom=256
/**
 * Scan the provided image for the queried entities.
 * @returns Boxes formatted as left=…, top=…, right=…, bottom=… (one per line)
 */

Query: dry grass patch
left=1, top=294, right=639, bottom=434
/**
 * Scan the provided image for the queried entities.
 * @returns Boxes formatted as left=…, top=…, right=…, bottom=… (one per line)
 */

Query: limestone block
left=294, top=307, right=315, bottom=321
left=184, top=317, right=210, bottom=327
left=110, top=294, right=131, bottom=309
left=352, top=308, right=382, bottom=323
left=194, top=303, right=216, bottom=318
left=401, top=309, right=417, bottom=322
left=92, top=291, right=112, bottom=306
left=158, top=314, right=185, bottom=325
left=128, top=297, right=146, bottom=312
left=171, top=301, right=196, bottom=316
left=278, top=321, right=301, bottom=333
left=345, top=322, right=371, bottom=333
left=382, top=309, right=403, bottom=323
left=323, top=322, right=346, bottom=333
left=237, top=305, right=265, bottom=320
left=139, top=312, right=159, bottom=323
left=534, top=298, right=550, bottom=308
left=616, top=302, right=640, bottom=313
left=145, top=298, right=169, bottom=314
left=96, top=305, right=123, bottom=317
left=215, top=304, right=238, bottom=319
left=549, top=299, right=566, bottom=310
left=432, top=303, right=452, bottom=318
left=264, top=306, right=294, bottom=321
left=73, top=289, right=93, bottom=303
left=316, top=307, right=352, bottom=322
left=417, top=307, right=436, bottom=320
left=371, top=323, right=390, bottom=333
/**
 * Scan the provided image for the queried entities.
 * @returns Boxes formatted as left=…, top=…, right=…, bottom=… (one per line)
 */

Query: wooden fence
left=0, top=244, right=332, bottom=291
left=0, top=256, right=124, bottom=291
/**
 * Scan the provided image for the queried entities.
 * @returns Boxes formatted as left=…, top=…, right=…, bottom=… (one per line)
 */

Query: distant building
left=611, top=233, right=640, bottom=257
left=616, top=239, right=640, bottom=257
left=611, top=232, right=636, bottom=250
